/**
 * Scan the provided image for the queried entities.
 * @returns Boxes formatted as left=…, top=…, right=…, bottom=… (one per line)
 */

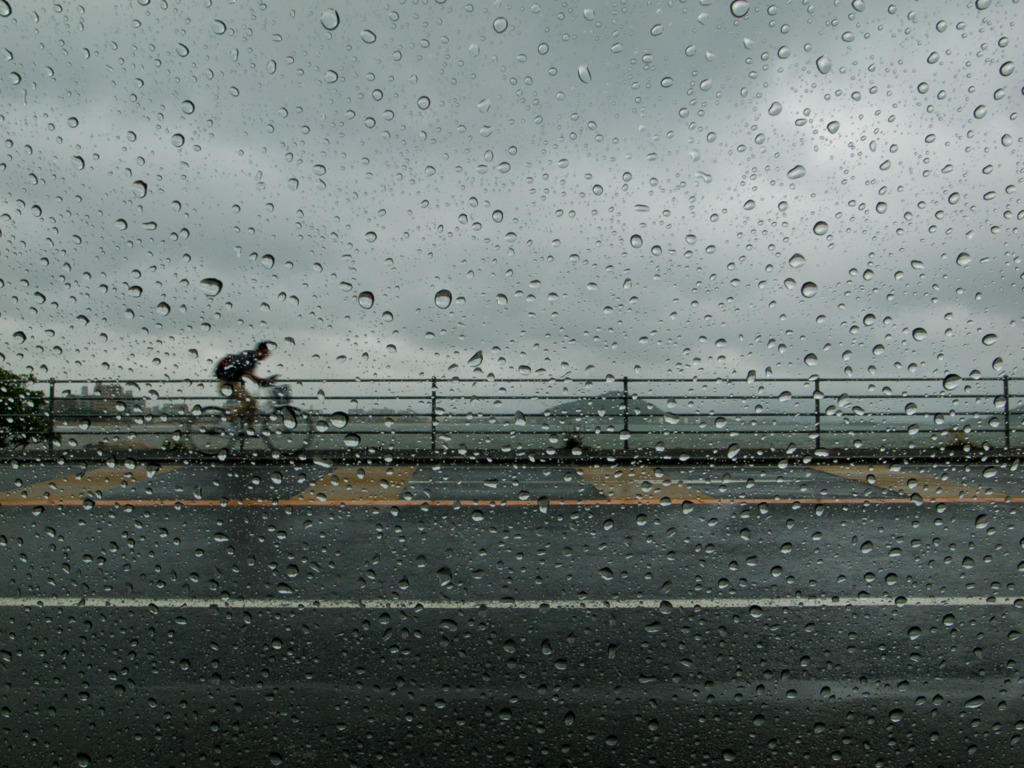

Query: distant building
left=52, top=383, right=145, bottom=419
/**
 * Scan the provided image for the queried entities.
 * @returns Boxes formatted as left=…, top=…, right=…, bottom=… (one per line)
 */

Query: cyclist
left=215, top=341, right=275, bottom=433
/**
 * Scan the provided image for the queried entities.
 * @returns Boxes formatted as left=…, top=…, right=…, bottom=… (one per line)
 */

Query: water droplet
left=358, top=291, right=375, bottom=309
left=999, top=61, right=1015, bottom=76
left=434, top=290, right=453, bottom=309
left=492, top=209, right=504, bottom=222
left=789, top=253, right=805, bottom=268
left=320, top=9, right=340, bottom=31
left=365, top=231, right=377, bottom=243
left=132, top=180, right=148, bottom=198
left=956, top=252, right=971, bottom=266
left=343, top=433, right=362, bottom=448
left=660, top=76, right=673, bottom=88
left=176, top=43, right=190, bottom=57
left=787, top=165, right=806, bottom=179
left=0, top=1, right=12, bottom=17
left=943, top=374, right=962, bottom=391
left=973, top=104, right=987, bottom=119
left=800, top=282, right=818, bottom=298
left=361, top=29, right=377, bottom=43
left=975, top=0, right=993, bottom=9
left=72, top=155, right=85, bottom=170
left=156, top=302, right=171, bottom=316
left=468, top=350, right=483, bottom=367
left=200, top=278, right=222, bottom=297
left=260, top=253, right=275, bottom=269
left=493, top=17, right=508, bottom=33
left=768, top=101, right=783, bottom=116
left=827, top=121, right=840, bottom=134
left=630, top=234, right=643, bottom=248
left=777, top=46, right=791, bottom=59
left=730, top=1, right=751, bottom=18
left=213, top=19, right=227, bottom=35
left=181, top=100, right=195, bottom=114
left=982, top=333, right=997, bottom=346
left=816, top=56, right=832, bottom=74
left=812, top=221, right=829, bottom=235
left=965, top=695, right=985, bottom=709
left=577, top=65, right=592, bottom=83
left=912, top=327, right=927, bottom=341
left=329, top=412, right=348, bottom=429
left=171, top=133, right=185, bottom=147
left=803, top=354, right=818, bottom=367
left=417, top=96, right=431, bottom=110
left=650, top=24, right=664, bottom=36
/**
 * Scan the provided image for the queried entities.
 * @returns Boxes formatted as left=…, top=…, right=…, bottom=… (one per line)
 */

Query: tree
left=0, top=368, right=52, bottom=449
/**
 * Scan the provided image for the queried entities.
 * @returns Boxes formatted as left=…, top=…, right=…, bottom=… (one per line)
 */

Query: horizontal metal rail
left=2, top=375, right=1021, bottom=459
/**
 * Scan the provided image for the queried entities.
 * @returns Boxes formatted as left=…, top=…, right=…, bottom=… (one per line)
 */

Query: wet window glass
left=1, top=2, right=1022, bottom=765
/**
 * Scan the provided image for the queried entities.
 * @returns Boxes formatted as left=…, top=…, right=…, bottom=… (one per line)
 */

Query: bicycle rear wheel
left=263, top=406, right=311, bottom=454
left=187, top=407, right=236, bottom=454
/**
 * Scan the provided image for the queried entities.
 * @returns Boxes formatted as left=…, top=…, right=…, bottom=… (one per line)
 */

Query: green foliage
left=0, top=368, right=52, bottom=449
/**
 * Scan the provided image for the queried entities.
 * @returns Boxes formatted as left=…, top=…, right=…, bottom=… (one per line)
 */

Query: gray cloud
left=1, top=0, right=1021, bottom=388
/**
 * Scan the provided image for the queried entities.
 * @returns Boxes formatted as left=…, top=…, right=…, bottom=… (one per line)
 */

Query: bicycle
left=187, top=381, right=312, bottom=455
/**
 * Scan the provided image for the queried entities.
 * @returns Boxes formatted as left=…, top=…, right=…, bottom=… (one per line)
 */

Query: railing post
left=48, top=378, right=56, bottom=460
left=1003, top=375, right=1012, bottom=451
left=430, top=377, right=438, bottom=452
left=813, top=378, right=822, bottom=452
left=622, top=376, right=630, bottom=452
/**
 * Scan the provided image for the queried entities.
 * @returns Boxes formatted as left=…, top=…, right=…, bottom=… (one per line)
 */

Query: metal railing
left=3, top=375, right=1022, bottom=460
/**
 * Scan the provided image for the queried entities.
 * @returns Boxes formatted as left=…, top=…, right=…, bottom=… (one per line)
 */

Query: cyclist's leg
left=234, top=383, right=258, bottom=426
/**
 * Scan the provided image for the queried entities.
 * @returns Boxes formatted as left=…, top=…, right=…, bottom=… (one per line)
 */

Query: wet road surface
left=1, top=459, right=1022, bottom=767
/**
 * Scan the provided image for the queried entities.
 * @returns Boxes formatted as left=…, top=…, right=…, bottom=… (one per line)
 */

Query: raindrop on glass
left=361, top=29, right=377, bottom=43
left=787, top=165, right=806, bottom=179
left=800, top=282, right=818, bottom=298
left=578, top=65, right=592, bottom=84
left=730, top=1, right=751, bottom=18
left=320, top=9, right=340, bottom=31
left=630, top=234, right=643, bottom=248
left=200, top=278, right=223, bottom=297
left=816, top=56, right=832, bottom=74
left=358, top=291, right=375, bottom=309
left=812, top=221, right=829, bottom=235
left=434, top=290, right=453, bottom=309
left=493, top=17, right=508, bottom=33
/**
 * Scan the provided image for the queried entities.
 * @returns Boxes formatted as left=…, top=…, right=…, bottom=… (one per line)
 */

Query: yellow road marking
left=814, top=465, right=1012, bottom=501
left=288, top=466, right=416, bottom=502
left=578, top=466, right=716, bottom=501
left=1, top=495, right=1022, bottom=509
left=0, top=465, right=180, bottom=504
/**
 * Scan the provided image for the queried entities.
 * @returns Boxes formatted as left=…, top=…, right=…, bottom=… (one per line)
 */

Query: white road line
left=0, top=596, right=1019, bottom=611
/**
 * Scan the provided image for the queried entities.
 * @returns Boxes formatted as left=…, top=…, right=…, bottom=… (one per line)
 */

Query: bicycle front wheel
left=263, top=406, right=312, bottom=454
left=187, top=406, right=235, bottom=455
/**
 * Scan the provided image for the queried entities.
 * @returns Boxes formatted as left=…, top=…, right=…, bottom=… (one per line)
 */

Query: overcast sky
left=1, top=0, right=1022, bottom=388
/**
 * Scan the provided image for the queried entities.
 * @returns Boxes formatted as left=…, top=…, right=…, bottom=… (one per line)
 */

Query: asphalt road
left=0, top=459, right=1022, bottom=767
